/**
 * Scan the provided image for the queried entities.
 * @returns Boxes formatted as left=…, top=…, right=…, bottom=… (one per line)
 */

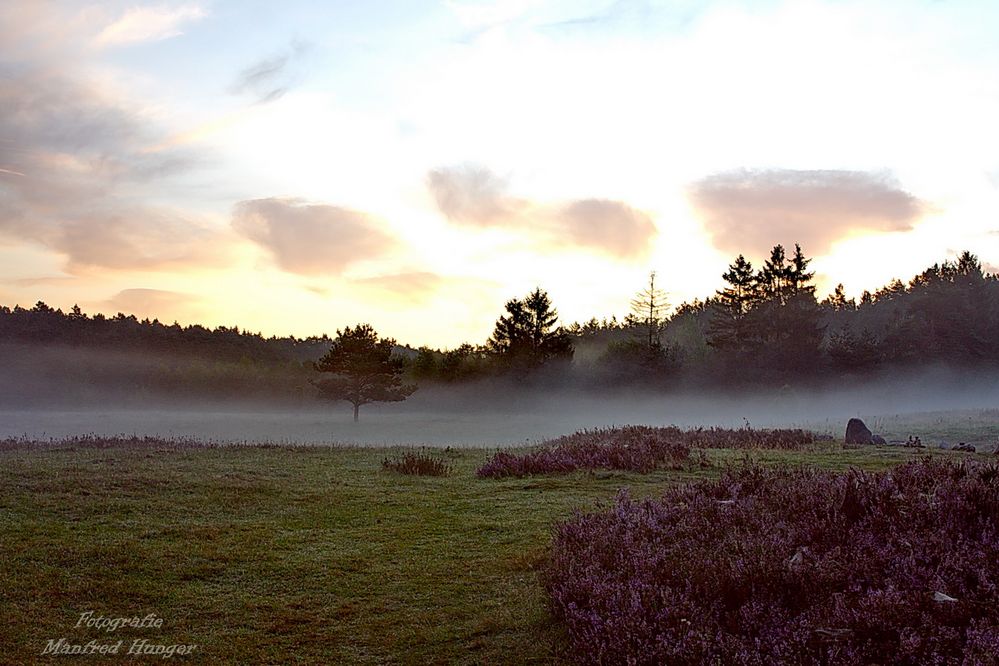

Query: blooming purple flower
left=544, top=459, right=999, bottom=664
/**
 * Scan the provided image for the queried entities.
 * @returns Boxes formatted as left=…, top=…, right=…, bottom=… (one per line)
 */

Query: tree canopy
left=313, top=324, right=416, bottom=421
left=4, top=248, right=998, bottom=397
left=708, top=244, right=823, bottom=381
left=488, top=288, right=573, bottom=372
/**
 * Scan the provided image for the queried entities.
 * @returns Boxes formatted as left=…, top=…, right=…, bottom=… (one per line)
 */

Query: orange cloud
left=232, top=198, right=394, bottom=275
left=103, top=288, right=199, bottom=321
left=689, top=169, right=925, bottom=256
left=427, top=164, right=657, bottom=259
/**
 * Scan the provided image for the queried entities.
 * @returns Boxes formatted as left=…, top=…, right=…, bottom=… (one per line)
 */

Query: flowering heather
left=546, top=459, right=999, bottom=664
left=476, top=426, right=694, bottom=478
left=679, top=426, right=816, bottom=450
left=476, top=426, right=816, bottom=479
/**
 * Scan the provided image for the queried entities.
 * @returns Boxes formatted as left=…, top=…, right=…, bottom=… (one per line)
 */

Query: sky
left=1, top=0, right=998, bottom=348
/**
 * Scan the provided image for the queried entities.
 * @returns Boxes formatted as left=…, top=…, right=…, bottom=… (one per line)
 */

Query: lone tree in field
left=313, top=324, right=416, bottom=422
left=488, top=287, right=573, bottom=372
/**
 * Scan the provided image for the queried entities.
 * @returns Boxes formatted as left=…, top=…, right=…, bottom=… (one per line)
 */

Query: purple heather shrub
left=545, top=459, right=999, bottom=664
left=477, top=426, right=692, bottom=478
left=477, top=426, right=816, bottom=479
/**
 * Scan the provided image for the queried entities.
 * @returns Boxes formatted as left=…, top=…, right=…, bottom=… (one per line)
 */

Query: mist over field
left=4, top=365, right=998, bottom=447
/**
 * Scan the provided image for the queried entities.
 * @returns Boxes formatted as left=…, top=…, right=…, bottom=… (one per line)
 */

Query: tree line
left=0, top=302, right=330, bottom=364
left=404, top=246, right=999, bottom=387
left=3, top=246, right=998, bottom=412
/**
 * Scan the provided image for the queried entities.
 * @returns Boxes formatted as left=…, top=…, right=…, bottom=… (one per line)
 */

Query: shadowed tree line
left=0, top=303, right=331, bottom=363
left=0, top=304, right=334, bottom=404
left=2, top=247, right=998, bottom=404
left=409, top=247, right=999, bottom=388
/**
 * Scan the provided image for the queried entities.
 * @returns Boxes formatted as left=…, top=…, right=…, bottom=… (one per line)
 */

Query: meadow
left=0, top=434, right=976, bottom=664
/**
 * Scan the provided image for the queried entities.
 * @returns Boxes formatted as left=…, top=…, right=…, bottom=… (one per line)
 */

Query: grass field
left=0, top=440, right=987, bottom=664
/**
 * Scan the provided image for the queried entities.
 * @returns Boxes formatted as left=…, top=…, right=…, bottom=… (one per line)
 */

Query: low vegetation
left=476, top=426, right=817, bottom=478
left=546, top=458, right=999, bottom=664
left=382, top=449, right=453, bottom=476
left=2, top=435, right=992, bottom=663
left=3, top=435, right=928, bottom=664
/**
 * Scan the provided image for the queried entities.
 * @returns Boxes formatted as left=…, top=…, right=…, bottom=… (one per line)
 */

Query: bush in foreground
left=545, top=459, right=999, bottom=664
left=382, top=450, right=452, bottom=476
left=476, top=426, right=816, bottom=479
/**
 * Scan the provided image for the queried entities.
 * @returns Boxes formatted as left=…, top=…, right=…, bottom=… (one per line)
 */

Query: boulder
left=872, top=434, right=887, bottom=446
left=845, top=418, right=874, bottom=445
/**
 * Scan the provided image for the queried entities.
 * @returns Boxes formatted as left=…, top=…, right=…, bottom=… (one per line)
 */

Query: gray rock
left=872, top=434, right=887, bottom=445
left=845, top=418, right=874, bottom=445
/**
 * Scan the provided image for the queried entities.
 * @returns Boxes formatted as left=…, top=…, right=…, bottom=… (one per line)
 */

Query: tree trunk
left=353, top=402, right=360, bottom=422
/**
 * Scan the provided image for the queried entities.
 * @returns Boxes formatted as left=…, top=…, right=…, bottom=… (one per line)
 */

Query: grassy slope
left=0, top=442, right=978, bottom=664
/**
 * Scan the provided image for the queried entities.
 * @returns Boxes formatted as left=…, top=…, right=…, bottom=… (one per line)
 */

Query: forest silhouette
left=2, top=247, right=997, bottom=404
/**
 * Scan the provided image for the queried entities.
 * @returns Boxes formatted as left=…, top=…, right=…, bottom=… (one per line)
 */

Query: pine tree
left=758, top=244, right=789, bottom=303
left=822, top=284, right=854, bottom=311
left=787, top=243, right=816, bottom=296
left=313, top=324, right=416, bottom=421
left=488, top=288, right=573, bottom=371
left=628, top=271, right=670, bottom=349
left=717, top=255, right=757, bottom=315
left=708, top=255, right=757, bottom=352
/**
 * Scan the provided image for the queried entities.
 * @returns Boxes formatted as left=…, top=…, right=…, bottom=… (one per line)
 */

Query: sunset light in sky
left=2, top=0, right=998, bottom=348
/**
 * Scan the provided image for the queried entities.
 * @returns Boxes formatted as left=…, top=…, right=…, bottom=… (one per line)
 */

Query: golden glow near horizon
left=1, top=1, right=998, bottom=348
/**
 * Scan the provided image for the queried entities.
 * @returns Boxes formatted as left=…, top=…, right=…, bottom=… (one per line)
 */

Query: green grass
left=802, top=408, right=999, bottom=450
left=0, top=441, right=985, bottom=664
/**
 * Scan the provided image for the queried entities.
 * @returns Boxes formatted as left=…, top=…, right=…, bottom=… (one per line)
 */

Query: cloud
left=689, top=169, right=926, bottom=256
left=10, top=276, right=75, bottom=287
left=95, top=4, right=206, bottom=47
left=557, top=199, right=657, bottom=259
left=0, top=62, right=219, bottom=272
left=427, top=165, right=524, bottom=226
left=0, top=207, right=221, bottom=272
left=104, top=288, right=197, bottom=321
left=57, top=211, right=221, bottom=271
left=351, top=271, right=445, bottom=305
left=232, top=198, right=393, bottom=275
left=230, top=41, right=311, bottom=104
left=427, top=164, right=656, bottom=258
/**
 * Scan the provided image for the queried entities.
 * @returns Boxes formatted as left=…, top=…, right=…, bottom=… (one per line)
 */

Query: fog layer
left=3, top=367, right=998, bottom=447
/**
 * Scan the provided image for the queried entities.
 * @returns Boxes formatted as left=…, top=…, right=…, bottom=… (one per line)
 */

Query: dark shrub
left=546, top=459, right=999, bottom=664
left=382, top=449, right=452, bottom=477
